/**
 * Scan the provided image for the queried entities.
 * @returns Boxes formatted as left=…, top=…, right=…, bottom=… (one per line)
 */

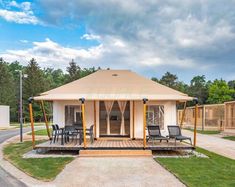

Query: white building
left=0, top=105, right=10, bottom=127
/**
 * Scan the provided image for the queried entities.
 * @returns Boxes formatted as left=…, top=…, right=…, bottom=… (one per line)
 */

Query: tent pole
left=80, top=98, right=87, bottom=148
left=28, top=98, right=35, bottom=149
left=193, top=99, right=198, bottom=147
left=132, top=101, right=135, bottom=140
left=40, top=100, right=51, bottom=140
left=143, top=98, right=148, bottom=148
left=94, top=101, right=96, bottom=139
left=180, top=101, right=187, bottom=128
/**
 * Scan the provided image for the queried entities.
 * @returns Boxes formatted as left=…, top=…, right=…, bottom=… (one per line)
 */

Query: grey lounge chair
left=167, top=125, right=192, bottom=145
left=147, top=125, right=168, bottom=145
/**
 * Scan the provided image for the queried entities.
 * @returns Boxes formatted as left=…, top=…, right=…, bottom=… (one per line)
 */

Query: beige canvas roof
left=34, top=70, right=193, bottom=101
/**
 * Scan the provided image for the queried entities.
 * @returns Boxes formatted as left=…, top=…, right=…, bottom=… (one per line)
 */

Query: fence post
left=202, top=105, right=205, bottom=131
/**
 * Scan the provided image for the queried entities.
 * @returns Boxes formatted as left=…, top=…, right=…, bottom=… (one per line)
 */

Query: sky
left=0, top=0, right=235, bottom=83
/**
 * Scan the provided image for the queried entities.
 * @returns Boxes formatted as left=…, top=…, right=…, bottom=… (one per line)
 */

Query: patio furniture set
left=50, top=124, right=190, bottom=147
left=50, top=124, right=94, bottom=145
left=147, top=125, right=192, bottom=146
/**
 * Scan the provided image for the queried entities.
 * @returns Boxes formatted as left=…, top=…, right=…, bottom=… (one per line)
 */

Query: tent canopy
left=34, top=70, right=193, bottom=101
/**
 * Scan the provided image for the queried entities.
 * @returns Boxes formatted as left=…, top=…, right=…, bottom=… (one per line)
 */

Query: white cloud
left=1, top=38, right=105, bottom=68
left=19, top=40, right=29, bottom=43
left=0, top=1, right=40, bottom=24
left=81, top=34, right=100, bottom=41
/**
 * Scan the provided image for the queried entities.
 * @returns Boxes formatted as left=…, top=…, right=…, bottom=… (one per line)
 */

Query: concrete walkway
left=53, top=157, right=185, bottom=187
left=183, top=130, right=235, bottom=160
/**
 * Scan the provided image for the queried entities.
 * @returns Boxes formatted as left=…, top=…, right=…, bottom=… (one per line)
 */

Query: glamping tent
left=33, top=70, right=194, bottom=150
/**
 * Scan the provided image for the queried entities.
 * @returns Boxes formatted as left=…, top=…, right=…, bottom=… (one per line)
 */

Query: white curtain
left=104, top=101, right=114, bottom=135
left=118, top=101, right=127, bottom=135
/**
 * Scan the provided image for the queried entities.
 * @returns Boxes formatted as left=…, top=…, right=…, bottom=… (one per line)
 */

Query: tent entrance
left=99, top=101, right=130, bottom=137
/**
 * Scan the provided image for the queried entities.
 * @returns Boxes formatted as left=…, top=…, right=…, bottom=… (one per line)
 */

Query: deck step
left=79, top=150, right=152, bottom=157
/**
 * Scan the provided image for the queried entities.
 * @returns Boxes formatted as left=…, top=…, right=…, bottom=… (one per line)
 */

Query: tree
left=188, top=75, right=209, bottom=104
left=44, top=68, right=66, bottom=88
left=23, top=58, right=49, bottom=121
left=66, top=59, right=81, bottom=82
left=207, top=79, right=235, bottom=104
left=159, top=72, right=178, bottom=89
left=228, top=80, right=235, bottom=89
left=151, top=77, right=159, bottom=82
left=0, top=58, right=16, bottom=121
left=228, top=80, right=235, bottom=99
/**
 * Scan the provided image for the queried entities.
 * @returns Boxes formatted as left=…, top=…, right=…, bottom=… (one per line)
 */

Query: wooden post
left=94, top=101, right=96, bottom=139
left=180, top=101, right=187, bottom=128
left=224, top=103, right=227, bottom=130
left=40, top=100, right=51, bottom=140
left=143, top=98, right=148, bottom=148
left=28, top=98, right=35, bottom=149
left=202, top=105, right=205, bottom=131
left=193, top=99, right=198, bottom=147
left=132, top=101, right=135, bottom=139
left=80, top=98, right=87, bottom=148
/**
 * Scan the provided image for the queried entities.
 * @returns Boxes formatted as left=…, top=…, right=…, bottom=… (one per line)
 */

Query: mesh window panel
left=146, top=105, right=164, bottom=129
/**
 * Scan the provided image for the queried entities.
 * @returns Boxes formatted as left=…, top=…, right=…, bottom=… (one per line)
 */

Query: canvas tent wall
left=0, top=105, right=10, bottom=127
left=178, top=104, right=224, bottom=130
left=53, top=100, right=177, bottom=138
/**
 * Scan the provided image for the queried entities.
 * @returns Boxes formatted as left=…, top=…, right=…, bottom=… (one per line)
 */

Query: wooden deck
left=35, top=139, right=194, bottom=152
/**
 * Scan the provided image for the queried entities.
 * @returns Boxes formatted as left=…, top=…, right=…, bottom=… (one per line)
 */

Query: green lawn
left=10, top=122, right=45, bottom=127
left=222, top=136, right=235, bottom=141
left=28, top=128, right=52, bottom=136
left=156, top=148, right=235, bottom=187
left=3, top=141, right=74, bottom=181
left=186, top=128, right=221, bottom=135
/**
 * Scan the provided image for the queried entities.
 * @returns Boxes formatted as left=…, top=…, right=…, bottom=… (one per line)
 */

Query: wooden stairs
left=79, top=150, right=152, bottom=157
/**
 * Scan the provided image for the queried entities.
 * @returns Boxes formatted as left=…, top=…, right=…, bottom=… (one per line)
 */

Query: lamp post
left=16, top=70, right=28, bottom=142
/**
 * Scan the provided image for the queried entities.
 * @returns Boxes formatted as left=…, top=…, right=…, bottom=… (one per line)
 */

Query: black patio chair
left=55, top=124, right=65, bottom=142
left=86, top=125, right=94, bottom=144
left=50, top=124, right=57, bottom=144
left=147, top=125, right=168, bottom=145
left=50, top=124, right=63, bottom=144
left=167, top=125, right=192, bottom=146
left=64, top=126, right=79, bottom=144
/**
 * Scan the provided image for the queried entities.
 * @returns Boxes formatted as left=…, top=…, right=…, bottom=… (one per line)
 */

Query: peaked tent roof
left=34, top=70, right=193, bottom=101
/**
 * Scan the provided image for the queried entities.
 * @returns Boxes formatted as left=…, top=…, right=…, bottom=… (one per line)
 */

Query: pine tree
left=66, top=59, right=81, bottom=82
left=23, top=58, right=49, bottom=121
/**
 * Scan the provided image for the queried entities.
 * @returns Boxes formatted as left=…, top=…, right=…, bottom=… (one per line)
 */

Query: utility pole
left=19, top=70, right=23, bottom=142
left=16, top=70, right=27, bottom=142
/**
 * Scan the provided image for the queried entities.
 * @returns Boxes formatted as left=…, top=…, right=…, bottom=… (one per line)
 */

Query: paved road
left=0, top=127, right=32, bottom=187
left=0, top=127, right=31, bottom=144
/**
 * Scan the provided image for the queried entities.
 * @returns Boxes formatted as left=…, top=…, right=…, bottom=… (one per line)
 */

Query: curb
left=0, top=133, right=55, bottom=187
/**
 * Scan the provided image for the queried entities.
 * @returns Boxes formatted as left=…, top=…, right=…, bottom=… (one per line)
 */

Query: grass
left=28, top=128, right=52, bottom=136
left=186, top=128, right=221, bottom=135
left=10, top=122, right=45, bottom=127
left=3, top=141, right=74, bottom=181
left=156, top=147, right=235, bottom=187
left=222, top=136, right=235, bottom=141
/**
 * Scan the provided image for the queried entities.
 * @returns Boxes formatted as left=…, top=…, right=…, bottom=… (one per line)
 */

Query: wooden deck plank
left=35, top=139, right=194, bottom=151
